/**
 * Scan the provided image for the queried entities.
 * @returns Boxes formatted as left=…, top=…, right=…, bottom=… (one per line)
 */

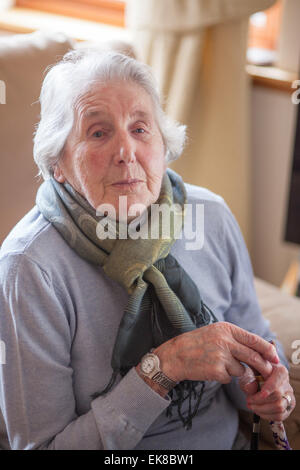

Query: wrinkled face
left=54, top=80, right=167, bottom=219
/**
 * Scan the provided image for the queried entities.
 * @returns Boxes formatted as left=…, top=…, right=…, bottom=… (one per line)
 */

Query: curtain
left=126, top=0, right=276, bottom=246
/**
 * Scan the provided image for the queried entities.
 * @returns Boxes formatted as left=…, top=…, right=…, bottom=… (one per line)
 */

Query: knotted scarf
left=36, top=168, right=218, bottom=429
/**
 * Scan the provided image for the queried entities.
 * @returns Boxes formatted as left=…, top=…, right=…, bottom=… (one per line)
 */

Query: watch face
left=141, top=356, right=155, bottom=374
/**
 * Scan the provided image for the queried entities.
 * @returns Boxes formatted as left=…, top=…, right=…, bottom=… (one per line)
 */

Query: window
left=247, top=0, right=283, bottom=65
left=15, top=0, right=125, bottom=27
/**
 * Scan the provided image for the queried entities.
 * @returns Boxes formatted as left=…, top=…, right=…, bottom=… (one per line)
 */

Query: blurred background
left=0, top=0, right=299, bottom=293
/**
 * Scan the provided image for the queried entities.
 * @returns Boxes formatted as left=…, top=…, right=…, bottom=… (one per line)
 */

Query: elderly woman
left=0, top=49, right=295, bottom=450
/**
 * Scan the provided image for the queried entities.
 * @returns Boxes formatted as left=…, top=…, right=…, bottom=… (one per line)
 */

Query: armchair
left=0, top=31, right=299, bottom=450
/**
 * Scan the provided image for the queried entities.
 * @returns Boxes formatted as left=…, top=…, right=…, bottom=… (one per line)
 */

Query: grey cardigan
left=0, top=183, right=287, bottom=450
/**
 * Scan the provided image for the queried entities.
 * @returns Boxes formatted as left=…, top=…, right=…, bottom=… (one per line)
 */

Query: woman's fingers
left=247, top=364, right=291, bottom=401
left=231, top=326, right=279, bottom=364
left=230, top=342, right=273, bottom=379
left=226, top=359, right=246, bottom=378
left=259, top=363, right=289, bottom=398
left=247, top=394, right=294, bottom=421
left=238, top=367, right=258, bottom=395
left=242, top=363, right=296, bottom=421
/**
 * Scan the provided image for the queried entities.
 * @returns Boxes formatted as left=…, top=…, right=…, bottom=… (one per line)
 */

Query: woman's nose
left=113, top=132, right=136, bottom=165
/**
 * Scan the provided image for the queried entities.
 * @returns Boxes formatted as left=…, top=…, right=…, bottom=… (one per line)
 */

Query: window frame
left=15, top=0, right=125, bottom=27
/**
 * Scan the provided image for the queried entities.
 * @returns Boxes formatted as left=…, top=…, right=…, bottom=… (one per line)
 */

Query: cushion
left=0, top=31, right=74, bottom=243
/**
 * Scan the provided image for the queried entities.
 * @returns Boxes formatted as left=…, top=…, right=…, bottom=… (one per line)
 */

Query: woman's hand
left=154, top=321, right=279, bottom=384
left=239, top=363, right=296, bottom=421
left=239, top=364, right=296, bottom=421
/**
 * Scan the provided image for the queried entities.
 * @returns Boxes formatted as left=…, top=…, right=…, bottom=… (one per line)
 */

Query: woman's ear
left=53, top=164, right=66, bottom=183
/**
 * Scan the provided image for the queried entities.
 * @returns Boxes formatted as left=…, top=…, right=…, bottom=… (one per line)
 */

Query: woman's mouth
left=112, top=179, right=143, bottom=190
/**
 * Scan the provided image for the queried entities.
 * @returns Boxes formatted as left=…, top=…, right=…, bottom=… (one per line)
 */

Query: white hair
left=33, top=49, right=187, bottom=179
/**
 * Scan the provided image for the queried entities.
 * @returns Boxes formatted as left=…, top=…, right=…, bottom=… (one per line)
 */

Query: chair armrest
left=240, top=277, right=300, bottom=450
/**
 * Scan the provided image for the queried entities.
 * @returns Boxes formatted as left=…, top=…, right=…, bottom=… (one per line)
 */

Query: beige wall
left=250, top=84, right=299, bottom=287
left=277, top=0, right=300, bottom=74
left=249, top=0, right=300, bottom=287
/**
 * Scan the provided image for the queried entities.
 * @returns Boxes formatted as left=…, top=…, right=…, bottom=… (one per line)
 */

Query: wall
left=249, top=0, right=300, bottom=287
left=277, top=0, right=300, bottom=74
left=250, top=83, right=299, bottom=287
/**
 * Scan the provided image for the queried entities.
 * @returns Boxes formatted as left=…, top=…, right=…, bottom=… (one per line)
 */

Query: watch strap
left=151, top=371, right=177, bottom=392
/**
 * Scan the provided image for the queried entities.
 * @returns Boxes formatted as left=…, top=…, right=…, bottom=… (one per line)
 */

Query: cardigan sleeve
left=0, top=253, right=169, bottom=450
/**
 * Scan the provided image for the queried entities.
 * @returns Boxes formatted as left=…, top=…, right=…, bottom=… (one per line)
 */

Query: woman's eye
left=93, top=130, right=104, bottom=138
left=134, top=128, right=145, bottom=134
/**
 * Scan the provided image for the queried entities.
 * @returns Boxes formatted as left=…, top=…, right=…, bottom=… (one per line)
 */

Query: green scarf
left=36, top=168, right=218, bottom=429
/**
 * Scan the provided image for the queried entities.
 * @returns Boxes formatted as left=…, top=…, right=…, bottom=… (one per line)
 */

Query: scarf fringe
left=166, top=381, right=205, bottom=430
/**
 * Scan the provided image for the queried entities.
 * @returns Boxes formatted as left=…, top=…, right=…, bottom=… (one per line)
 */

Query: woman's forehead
left=83, top=109, right=153, bottom=123
left=75, top=81, right=156, bottom=122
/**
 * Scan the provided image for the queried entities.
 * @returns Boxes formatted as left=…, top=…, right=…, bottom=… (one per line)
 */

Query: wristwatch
left=140, top=350, right=177, bottom=392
